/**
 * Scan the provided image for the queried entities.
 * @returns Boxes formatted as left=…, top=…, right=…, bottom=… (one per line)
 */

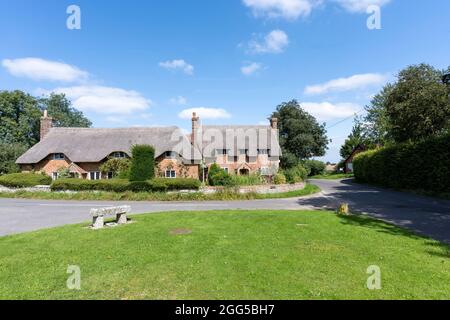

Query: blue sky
left=1, top=0, right=449, bottom=162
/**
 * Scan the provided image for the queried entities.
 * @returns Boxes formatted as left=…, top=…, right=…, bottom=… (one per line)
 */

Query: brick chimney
left=270, top=117, right=278, bottom=130
left=191, top=112, right=201, bottom=146
left=40, top=110, right=53, bottom=140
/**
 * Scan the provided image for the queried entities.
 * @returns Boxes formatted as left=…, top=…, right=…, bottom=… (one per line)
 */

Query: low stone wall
left=0, top=185, right=51, bottom=193
left=0, top=183, right=306, bottom=195
left=201, top=182, right=305, bottom=195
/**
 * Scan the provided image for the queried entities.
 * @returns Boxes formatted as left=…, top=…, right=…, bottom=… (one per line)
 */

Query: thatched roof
left=199, top=125, right=281, bottom=157
left=16, top=127, right=202, bottom=164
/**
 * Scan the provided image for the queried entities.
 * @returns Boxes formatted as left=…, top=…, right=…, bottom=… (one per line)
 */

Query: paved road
left=1, top=179, right=449, bottom=244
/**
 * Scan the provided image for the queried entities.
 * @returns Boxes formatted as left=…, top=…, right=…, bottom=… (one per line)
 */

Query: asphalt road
left=1, top=179, right=449, bottom=244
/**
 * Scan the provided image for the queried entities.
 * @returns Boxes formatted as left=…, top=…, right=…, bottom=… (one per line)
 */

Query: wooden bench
left=91, top=206, right=131, bottom=229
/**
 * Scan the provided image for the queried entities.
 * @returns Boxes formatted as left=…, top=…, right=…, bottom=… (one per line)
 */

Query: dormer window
left=216, top=149, right=228, bottom=155
left=52, top=153, right=65, bottom=160
left=165, top=151, right=177, bottom=159
left=257, top=149, right=269, bottom=155
left=112, top=152, right=127, bottom=159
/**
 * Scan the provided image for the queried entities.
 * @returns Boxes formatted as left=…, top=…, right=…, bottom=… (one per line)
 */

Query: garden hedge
left=0, top=173, right=52, bottom=188
left=129, top=145, right=155, bottom=181
left=50, top=178, right=201, bottom=192
left=353, top=134, right=450, bottom=193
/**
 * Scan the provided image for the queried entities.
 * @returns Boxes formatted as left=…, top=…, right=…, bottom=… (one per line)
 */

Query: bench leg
left=117, top=213, right=127, bottom=225
left=92, top=216, right=104, bottom=229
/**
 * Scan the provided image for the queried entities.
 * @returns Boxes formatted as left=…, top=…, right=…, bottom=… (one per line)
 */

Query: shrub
left=50, top=178, right=199, bottom=192
left=99, top=158, right=131, bottom=178
left=353, top=134, right=450, bottom=193
left=302, top=160, right=326, bottom=176
left=283, top=165, right=308, bottom=184
left=129, top=145, right=155, bottom=182
left=230, top=173, right=263, bottom=186
left=273, top=173, right=287, bottom=185
left=208, top=164, right=234, bottom=187
left=154, top=178, right=201, bottom=191
left=0, top=173, right=52, bottom=188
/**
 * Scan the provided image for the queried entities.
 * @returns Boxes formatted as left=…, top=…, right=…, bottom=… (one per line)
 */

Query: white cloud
left=301, top=102, right=360, bottom=121
left=178, top=107, right=232, bottom=120
left=41, top=85, right=151, bottom=115
left=241, top=62, right=263, bottom=76
left=159, top=59, right=194, bottom=75
left=334, top=0, right=391, bottom=13
left=304, top=73, right=388, bottom=95
left=243, top=0, right=321, bottom=19
left=2, top=57, right=89, bottom=82
left=169, top=96, right=188, bottom=105
left=247, top=30, right=289, bottom=54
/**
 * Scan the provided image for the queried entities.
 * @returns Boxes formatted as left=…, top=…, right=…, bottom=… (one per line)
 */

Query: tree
left=129, top=145, right=155, bottom=181
left=39, top=93, right=92, bottom=128
left=386, top=64, right=450, bottom=142
left=340, top=123, right=370, bottom=159
left=0, top=90, right=42, bottom=146
left=99, top=158, right=131, bottom=178
left=0, top=142, right=28, bottom=175
left=359, top=84, right=395, bottom=145
left=271, top=100, right=328, bottom=168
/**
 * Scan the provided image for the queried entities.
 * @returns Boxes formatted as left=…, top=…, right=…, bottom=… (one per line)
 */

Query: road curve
left=1, top=179, right=449, bottom=244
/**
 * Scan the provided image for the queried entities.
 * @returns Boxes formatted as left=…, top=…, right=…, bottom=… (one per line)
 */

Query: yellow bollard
left=337, top=203, right=350, bottom=215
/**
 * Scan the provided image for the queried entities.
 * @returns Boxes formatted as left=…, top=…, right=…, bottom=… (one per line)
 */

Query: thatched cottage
left=16, top=111, right=281, bottom=180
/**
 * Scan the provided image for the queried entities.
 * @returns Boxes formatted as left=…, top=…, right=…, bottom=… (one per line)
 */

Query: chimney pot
left=270, top=117, right=278, bottom=130
left=40, top=110, right=53, bottom=140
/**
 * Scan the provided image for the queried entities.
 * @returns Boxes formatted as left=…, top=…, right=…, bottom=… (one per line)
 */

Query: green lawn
left=0, top=184, right=320, bottom=201
left=310, top=173, right=354, bottom=180
left=0, top=210, right=448, bottom=300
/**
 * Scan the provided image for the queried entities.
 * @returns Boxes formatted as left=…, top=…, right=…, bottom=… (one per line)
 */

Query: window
left=107, top=172, right=114, bottom=179
left=112, top=152, right=127, bottom=159
left=260, top=167, right=270, bottom=176
left=165, top=170, right=176, bottom=179
left=52, top=153, right=65, bottom=160
left=222, top=167, right=229, bottom=174
left=52, top=172, right=58, bottom=180
left=89, top=172, right=101, bottom=180
left=165, top=151, right=177, bottom=159
left=216, top=149, right=228, bottom=155
left=258, top=149, right=269, bottom=155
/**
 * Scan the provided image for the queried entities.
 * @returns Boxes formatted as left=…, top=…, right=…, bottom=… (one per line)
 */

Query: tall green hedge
left=353, top=135, right=450, bottom=193
left=129, top=145, right=155, bottom=181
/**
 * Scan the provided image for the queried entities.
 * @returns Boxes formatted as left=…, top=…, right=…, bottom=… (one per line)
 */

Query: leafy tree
left=0, top=142, right=28, bottom=175
left=301, top=159, right=326, bottom=176
left=0, top=90, right=41, bottom=146
left=271, top=100, right=328, bottom=168
left=129, top=145, right=155, bottom=181
left=340, top=123, right=371, bottom=159
left=39, top=93, right=92, bottom=128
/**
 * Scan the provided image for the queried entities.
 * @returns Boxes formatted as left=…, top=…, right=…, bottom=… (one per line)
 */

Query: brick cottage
left=16, top=111, right=281, bottom=180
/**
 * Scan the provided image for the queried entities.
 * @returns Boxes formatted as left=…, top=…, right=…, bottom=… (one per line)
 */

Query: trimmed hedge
left=0, top=173, right=52, bottom=188
left=129, top=145, right=155, bottom=181
left=353, top=135, right=450, bottom=193
left=50, top=178, right=201, bottom=193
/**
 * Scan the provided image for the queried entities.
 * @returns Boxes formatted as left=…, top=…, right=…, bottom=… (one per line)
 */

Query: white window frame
left=112, top=152, right=127, bottom=159
left=165, top=170, right=177, bottom=179
left=53, top=153, right=65, bottom=160
left=52, top=172, right=58, bottom=180
left=260, top=167, right=270, bottom=176
left=107, top=172, right=114, bottom=180
left=221, top=167, right=229, bottom=174
left=89, top=171, right=101, bottom=180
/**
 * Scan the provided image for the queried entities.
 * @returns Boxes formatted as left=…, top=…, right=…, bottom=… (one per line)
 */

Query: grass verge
left=0, top=210, right=448, bottom=300
left=0, top=184, right=320, bottom=201
left=310, top=173, right=354, bottom=180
